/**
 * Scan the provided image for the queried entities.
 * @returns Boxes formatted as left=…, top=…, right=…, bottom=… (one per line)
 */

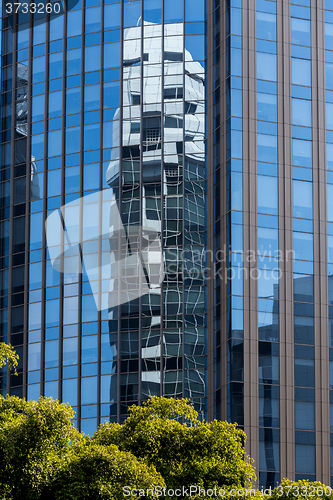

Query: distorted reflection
left=106, top=20, right=206, bottom=417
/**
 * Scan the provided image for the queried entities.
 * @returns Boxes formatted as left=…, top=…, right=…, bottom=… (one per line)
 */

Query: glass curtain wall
left=256, top=0, right=280, bottom=489
left=226, top=0, right=244, bottom=427
left=290, top=0, right=316, bottom=481
left=1, top=0, right=207, bottom=432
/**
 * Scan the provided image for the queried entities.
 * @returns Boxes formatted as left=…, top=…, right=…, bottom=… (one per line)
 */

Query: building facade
left=1, top=0, right=333, bottom=489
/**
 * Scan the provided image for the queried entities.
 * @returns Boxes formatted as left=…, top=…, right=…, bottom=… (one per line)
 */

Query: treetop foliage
left=0, top=394, right=332, bottom=500
left=93, top=396, right=255, bottom=489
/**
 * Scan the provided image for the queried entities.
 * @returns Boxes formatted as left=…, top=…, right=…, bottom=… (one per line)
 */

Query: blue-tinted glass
left=124, top=0, right=141, bottom=28
left=33, top=21, right=46, bottom=45
left=50, top=13, right=63, bottom=40
left=48, top=130, right=62, bottom=158
left=257, top=12, right=276, bottom=41
left=67, top=10, right=82, bottom=37
left=293, top=180, right=313, bottom=219
left=258, top=227, right=278, bottom=254
left=85, top=45, right=101, bottom=72
left=66, top=88, right=81, bottom=115
left=63, top=378, right=77, bottom=406
left=32, top=56, right=45, bottom=83
left=45, top=299, right=59, bottom=328
left=327, top=103, right=333, bottom=130
left=144, top=0, right=162, bottom=23
left=104, top=41, right=121, bottom=69
left=295, top=401, right=315, bottom=429
left=328, top=184, right=333, bottom=221
left=229, top=7, right=242, bottom=36
left=47, top=169, right=61, bottom=197
left=63, top=337, right=78, bottom=365
left=257, top=93, right=277, bottom=122
left=258, top=176, right=278, bottom=215
left=82, top=293, right=98, bottom=322
left=104, top=3, right=121, bottom=29
left=292, top=98, right=312, bottom=127
left=81, top=377, right=98, bottom=404
left=295, top=444, right=316, bottom=473
left=29, top=212, right=43, bottom=251
left=257, top=134, right=277, bottom=163
left=292, top=139, right=312, bottom=167
left=28, top=343, right=41, bottom=371
left=84, top=123, right=100, bottom=150
left=327, top=63, right=333, bottom=92
left=45, top=340, right=59, bottom=368
left=65, top=166, right=80, bottom=194
left=67, top=49, right=81, bottom=76
left=185, top=0, right=204, bottom=22
left=293, top=232, right=313, bottom=261
left=292, top=58, right=311, bottom=86
left=326, top=23, right=333, bottom=51
left=257, top=52, right=276, bottom=81
left=185, top=34, right=205, bottom=61
left=48, top=92, right=62, bottom=122
left=291, top=18, right=311, bottom=46
left=164, top=0, right=183, bottom=23
left=32, top=95, right=44, bottom=122
left=66, top=127, right=81, bottom=154
left=85, top=6, right=101, bottom=32
left=103, top=80, right=120, bottom=108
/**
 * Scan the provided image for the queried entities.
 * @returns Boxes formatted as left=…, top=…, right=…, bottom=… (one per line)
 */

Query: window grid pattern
left=256, top=0, right=280, bottom=489
left=0, top=0, right=208, bottom=432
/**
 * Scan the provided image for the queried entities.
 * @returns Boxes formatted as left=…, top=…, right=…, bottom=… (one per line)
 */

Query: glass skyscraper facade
left=2, top=0, right=333, bottom=489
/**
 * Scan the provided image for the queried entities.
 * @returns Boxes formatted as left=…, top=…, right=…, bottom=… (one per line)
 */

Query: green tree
left=0, top=343, right=18, bottom=375
left=0, top=396, right=165, bottom=500
left=93, top=396, right=256, bottom=490
left=0, top=396, right=79, bottom=500
left=50, top=439, right=165, bottom=500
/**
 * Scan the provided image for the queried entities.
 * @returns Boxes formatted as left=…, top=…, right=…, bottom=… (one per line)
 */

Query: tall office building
left=1, top=0, right=333, bottom=489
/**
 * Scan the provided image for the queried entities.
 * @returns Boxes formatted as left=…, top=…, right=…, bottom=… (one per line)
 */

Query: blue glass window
left=63, top=337, right=78, bottom=365
left=104, top=3, right=121, bottom=29
left=164, top=0, right=183, bottom=23
left=292, top=58, right=311, bottom=86
left=67, top=49, right=81, bottom=76
left=292, top=138, right=312, bottom=167
left=293, top=180, right=313, bottom=219
left=257, top=53, right=277, bottom=81
left=85, top=7, right=101, bottom=33
left=85, top=45, right=101, bottom=72
left=45, top=340, right=59, bottom=369
left=257, top=134, right=277, bottom=163
left=62, top=378, right=77, bottom=406
left=291, top=18, right=311, bottom=46
left=66, top=88, right=81, bottom=115
left=257, top=93, right=277, bottom=122
left=293, top=232, right=313, bottom=261
left=292, top=98, right=312, bottom=127
left=257, top=12, right=276, bottom=41
left=67, top=10, right=82, bottom=37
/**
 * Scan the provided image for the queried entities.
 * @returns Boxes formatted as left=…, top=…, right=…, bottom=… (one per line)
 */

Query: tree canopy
left=0, top=396, right=164, bottom=500
left=1, top=395, right=332, bottom=500
left=93, top=396, right=255, bottom=490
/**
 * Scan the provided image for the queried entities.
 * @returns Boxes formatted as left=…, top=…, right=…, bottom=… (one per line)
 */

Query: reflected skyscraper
left=2, top=0, right=333, bottom=490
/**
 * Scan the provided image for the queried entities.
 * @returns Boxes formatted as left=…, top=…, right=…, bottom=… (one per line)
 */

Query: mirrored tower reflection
left=106, top=20, right=207, bottom=419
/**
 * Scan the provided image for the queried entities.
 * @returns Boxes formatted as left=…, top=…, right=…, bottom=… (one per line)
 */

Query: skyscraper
left=1, top=0, right=333, bottom=489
